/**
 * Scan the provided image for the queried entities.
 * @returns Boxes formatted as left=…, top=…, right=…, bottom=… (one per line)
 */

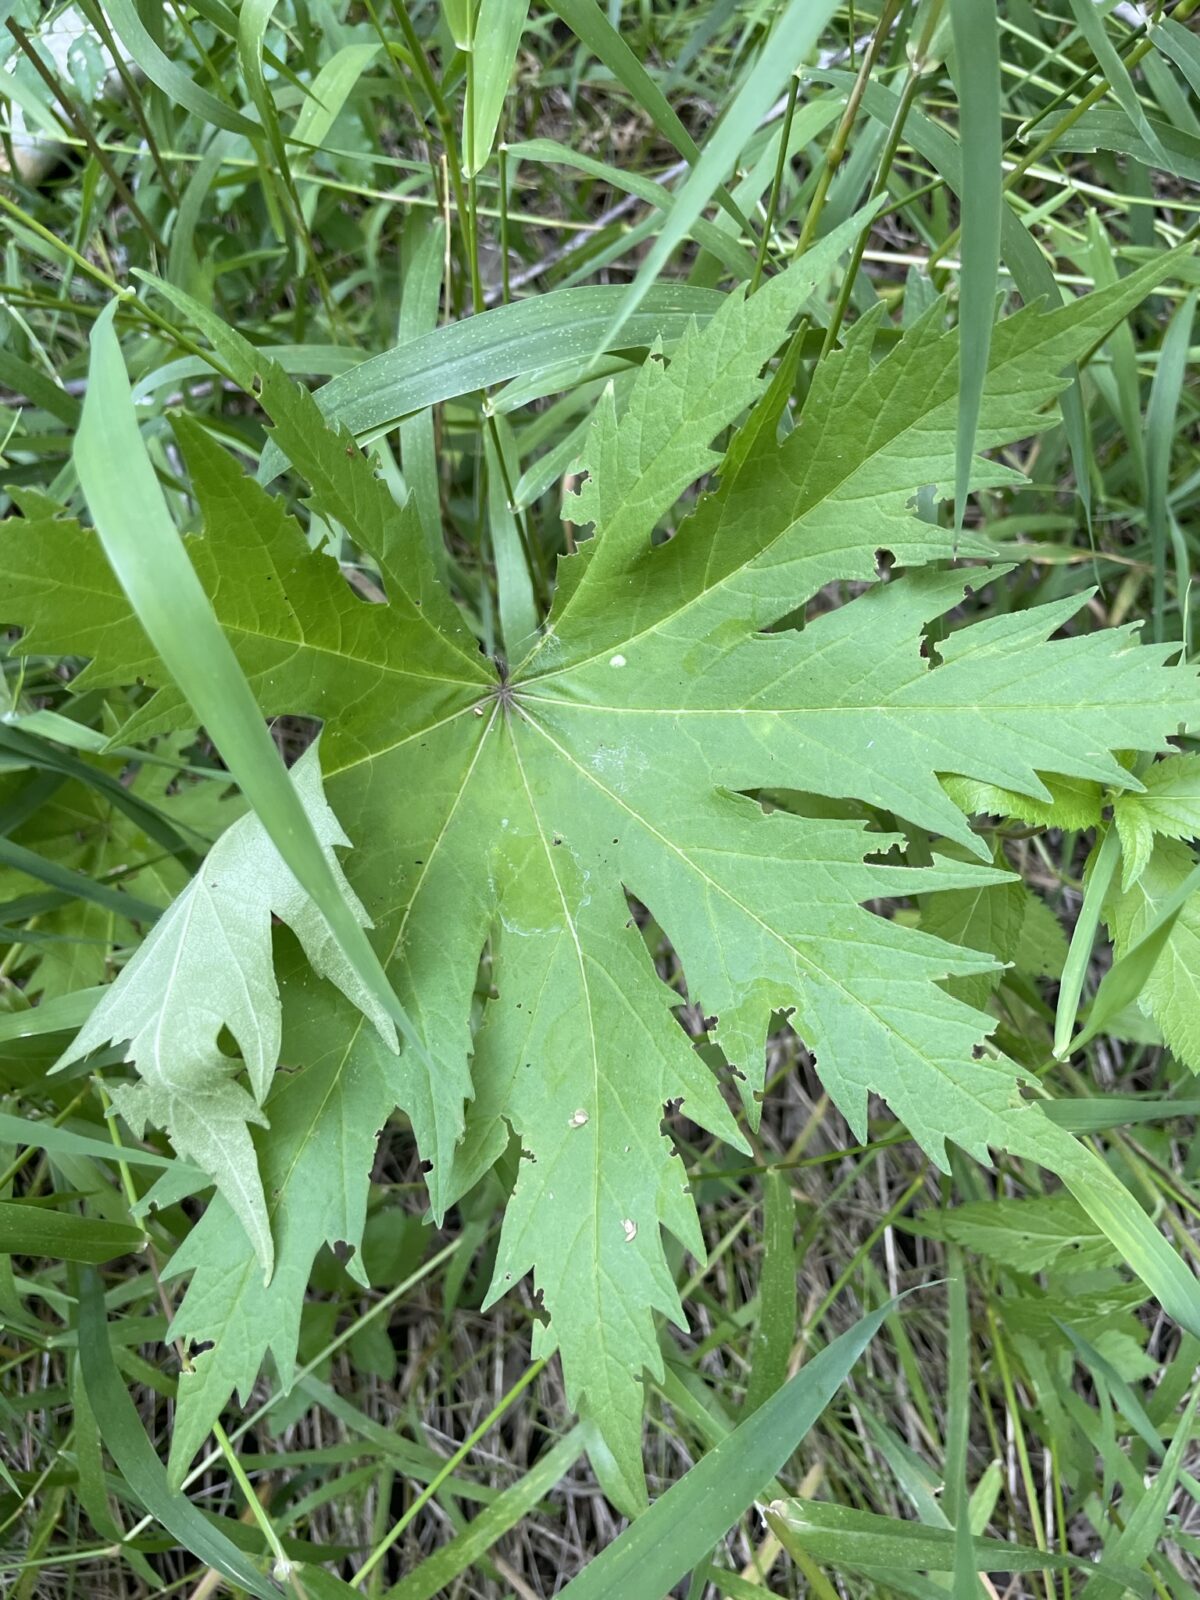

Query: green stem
left=821, top=63, right=925, bottom=356
left=351, top=1357, right=548, bottom=1586
left=793, top=0, right=906, bottom=258
left=750, top=75, right=800, bottom=293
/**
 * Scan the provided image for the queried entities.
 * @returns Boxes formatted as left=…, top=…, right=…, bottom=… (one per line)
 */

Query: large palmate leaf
left=7, top=246, right=1199, bottom=1506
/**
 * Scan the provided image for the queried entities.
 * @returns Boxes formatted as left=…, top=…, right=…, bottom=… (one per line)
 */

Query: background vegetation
left=1, top=0, right=1199, bottom=1595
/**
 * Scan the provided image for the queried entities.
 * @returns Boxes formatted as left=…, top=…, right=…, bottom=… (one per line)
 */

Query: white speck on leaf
left=568, top=1108, right=589, bottom=1127
left=609, top=654, right=627, bottom=668
left=622, top=1218, right=637, bottom=1242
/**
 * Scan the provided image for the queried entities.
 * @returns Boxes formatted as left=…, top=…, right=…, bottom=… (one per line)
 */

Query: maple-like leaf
left=57, top=747, right=395, bottom=1275
left=923, top=1196, right=1116, bottom=1275
left=9, top=250, right=1200, bottom=1504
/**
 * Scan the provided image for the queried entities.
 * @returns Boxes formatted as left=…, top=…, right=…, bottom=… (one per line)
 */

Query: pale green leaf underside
left=57, top=747, right=395, bottom=1277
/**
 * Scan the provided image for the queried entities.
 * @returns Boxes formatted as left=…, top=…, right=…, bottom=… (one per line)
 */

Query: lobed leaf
left=13, top=249, right=1199, bottom=1499
left=58, top=747, right=393, bottom=1277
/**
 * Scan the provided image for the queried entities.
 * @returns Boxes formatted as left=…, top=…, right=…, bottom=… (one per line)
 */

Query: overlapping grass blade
left=73, top=302, right=426, bottom=1067
left=947, top=0, right=1002, bottom=540
left=597, top=0, right=841, bottom=351
left=76, top=1269, right=285, bottom=1599
left=557, top=1304, right=890, bottom=1599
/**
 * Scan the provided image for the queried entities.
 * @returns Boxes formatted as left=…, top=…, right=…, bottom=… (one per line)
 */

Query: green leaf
left=914, top=1196, right=1116, bottom=1275
left=1114, top=753, right=1200, bottom=889
left=557, top=1302, right=890, bottom=1598
left=942, top=772, right=1104, bottom=831
left=0, top=1201, right=145, bottom=1264
left=918, top=843, right=1033, bottom=1011
left=58, top=745, right=394, bottom=1279
left=13, top=256, right=1200, bottom=1496
left=162, top=953, right=414, bottom=1483
left=529, top=249, right=1185, bottom=677
left=542, top=208, right=879, bottom=651
left=76, top=1268, right=285, bottom=1600
left=1104, top=837, right=1200, bottom=1072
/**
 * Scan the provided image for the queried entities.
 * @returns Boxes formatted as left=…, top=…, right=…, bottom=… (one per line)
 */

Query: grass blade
left=0, top=989, right=105, bottom=1042
left=1078, top=1388, right=1198, bottom=1599
left=1067, top=0, right=1170, bottom=171
left=466, top=0, right=529, bottom=176
left=598, top=0, right=841, bottom=352
left=0, top=1202, right=144, bottom=1265
left=398, top=217, right=449, bottom=581
left=76, top=1268, right=285, bottom=1599
left=1145, top=290, right=1197, bottom=641
left=293, top=42, right=381, bottom=156
left=943, top=1250, right=982, bottom=1598
left=557, top=1302, right=890, bottom=1599
left=547, top=0, right=747, bottom=232
left=745, top=1167, right=798, bottom=1413
left=1056, top=1134, right=1200, bottom=1344
left=768, top=1499, right=1127, bottom=1583
left=387, top=1427, right=587, bottom=1599
left=1069, top=858, right=1200, bottom=1057
left=1053, top=825, right=1120, bottom=1059
left=213, top=281, right=729, bottom=481
left=0, top=837, right=161, bottom=925
left=947, top=0, right=1002, bottom=541
left=73, top=302, right=427, bottom=1069
left=485, top=418, right=538, bottom=658
left=104, top=0, right=259, bottom=136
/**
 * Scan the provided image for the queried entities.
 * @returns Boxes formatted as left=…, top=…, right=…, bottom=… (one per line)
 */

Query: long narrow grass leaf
left=73, top=302, right=425, bottom=1066
left=76, top=1268, right=285, bottom=1599
left=598, top=0, right=840, bottom=351
left=557, top=1304, right=889, bottom=1598
left=948, top=0, right=1002, bottom=539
